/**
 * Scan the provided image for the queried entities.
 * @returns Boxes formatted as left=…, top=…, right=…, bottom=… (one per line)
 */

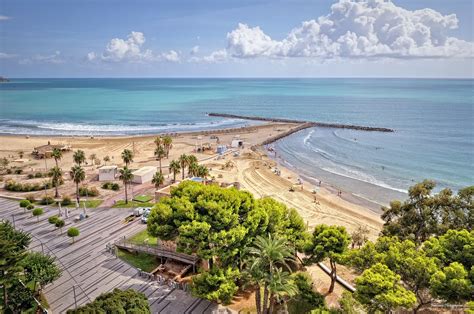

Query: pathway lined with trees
left=0, top=197, right=221, bottom=313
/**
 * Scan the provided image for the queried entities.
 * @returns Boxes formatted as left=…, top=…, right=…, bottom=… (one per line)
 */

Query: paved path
left=0, top=198, right=225, bottom=314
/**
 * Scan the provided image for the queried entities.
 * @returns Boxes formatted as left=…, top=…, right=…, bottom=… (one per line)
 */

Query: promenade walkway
left=0, top=198, right=225, bottom=314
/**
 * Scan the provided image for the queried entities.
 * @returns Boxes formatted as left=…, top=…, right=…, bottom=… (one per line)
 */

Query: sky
left=0, top=0, right=473, bottom=78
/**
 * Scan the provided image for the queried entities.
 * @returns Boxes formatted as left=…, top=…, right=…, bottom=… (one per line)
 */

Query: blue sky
left=0, top=0, right=473, bottom=77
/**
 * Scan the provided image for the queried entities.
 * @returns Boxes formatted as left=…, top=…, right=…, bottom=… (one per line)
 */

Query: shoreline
left=263, top=143, right=385, bottom=213
left=0, top=121, right=384, bottom=238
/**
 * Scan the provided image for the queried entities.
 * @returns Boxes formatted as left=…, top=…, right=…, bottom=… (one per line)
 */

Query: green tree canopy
left=304, top=224, right=350, bottom=293
left=22, top=252, right=61, bottom=291
left=423, top=229, right=474, bottom=270
left=0, top=221, right=31, bottom=307
left=354, top=263, right=417, bottom=313
left=429, top=262, right=473, bottom=304
left=66, top=288, right=150, bottom=314
left=147, top=181, right=309, bottom=269
left=191, top=267, right=240, bottom=305
left=381, top=180, right=473, bottom=243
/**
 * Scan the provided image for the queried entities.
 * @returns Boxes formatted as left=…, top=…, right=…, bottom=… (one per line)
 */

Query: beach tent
left=98, top=165, right=118, bottom=181
left=132, top=166, right=157, bottom=184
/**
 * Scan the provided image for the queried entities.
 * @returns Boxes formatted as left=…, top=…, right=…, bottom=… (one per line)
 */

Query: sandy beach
left=0, top=122, right=383, bottom=240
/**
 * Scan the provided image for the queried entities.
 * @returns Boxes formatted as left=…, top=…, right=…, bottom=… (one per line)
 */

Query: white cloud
left=190, top=45, right=200, bottom=55
left=0, top=52, right=16, bottom=59
left=191, top=49, right=228, bottom=63
left=88, top=31, right=181, bottom=63
left=100, top=31, right=153, bottom=62
left=20, top=51, right=65, bottom=65
left=86, top=52, right=97, bottom=61
left=222, top=0, right=473, bottom=60
left=160, top=50, right=181, bottom=62
left=0, top=15, right=11, bottom=21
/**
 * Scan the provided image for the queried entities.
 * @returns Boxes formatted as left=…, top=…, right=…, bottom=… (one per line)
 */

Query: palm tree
left=121, top=149, right=134, bottom=167
left=197, top=165, right=209, bottom=180
left=154, top=146, right=166, bottom=173
left=187, top=155, right=198, bottom=177
left=51, top=148, right=62, bottom=167
left=163, top=135, right=173, bottom=158
left=73, top=150, right=85, bottom=166
left=89, top=153, right=97, bottom=166
left=188, top=162, right=199, bottom=177
left=267, top=268, right=297, bottom=314
left=169, top=160, right=181, bottom=182
left=246, top=235, right=295, bottom=314
left=49, top=166, right=63, bottom=198
left=179, top=154, right=189, bottom=180
left=69, top=165, right=85, bottom=204
left=152, top=171, right=165, bottom=189
left=154, top=136, right=163, bottom=148
left=103, top=155, right=110, bottom=165
left=119, top=167, right=133, bottom=204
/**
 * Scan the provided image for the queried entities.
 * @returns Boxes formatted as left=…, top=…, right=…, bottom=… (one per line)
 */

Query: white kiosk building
left=98, top=165, right=118, bottom=182
left=132, top=166, right=157, bottom=184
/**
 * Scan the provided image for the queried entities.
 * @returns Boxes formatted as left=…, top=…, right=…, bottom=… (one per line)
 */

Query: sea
left=1, top=78, right=472, bottom=206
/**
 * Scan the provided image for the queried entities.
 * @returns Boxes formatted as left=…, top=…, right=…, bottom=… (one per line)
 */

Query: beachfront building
left=32, top=143, right=71, bottom=159
left=231, top=139, right=243, bottom=148
left=132, top=166, right=156, bottom=184
left=98, top=165, right=118, bottom=181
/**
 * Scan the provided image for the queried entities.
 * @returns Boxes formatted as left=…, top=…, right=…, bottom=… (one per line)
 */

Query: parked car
left=133, top=207, right=145, bottom=216
left=141, top=210, right=150, bottom=224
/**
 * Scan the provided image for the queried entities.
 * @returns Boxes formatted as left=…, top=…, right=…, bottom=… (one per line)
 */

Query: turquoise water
left=1, top=78, right=472, bottom=204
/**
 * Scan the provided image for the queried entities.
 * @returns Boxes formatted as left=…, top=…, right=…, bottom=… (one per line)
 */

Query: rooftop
left=132, top=166, right=157, bottom=176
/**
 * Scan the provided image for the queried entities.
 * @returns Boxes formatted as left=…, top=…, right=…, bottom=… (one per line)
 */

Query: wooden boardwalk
left=115, top=238, right=200, bottom=266
left=0, top=198, right=229, bottom=314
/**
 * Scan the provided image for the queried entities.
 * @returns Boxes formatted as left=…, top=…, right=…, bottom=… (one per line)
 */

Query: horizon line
left=3, top=76, right=474, bottom=80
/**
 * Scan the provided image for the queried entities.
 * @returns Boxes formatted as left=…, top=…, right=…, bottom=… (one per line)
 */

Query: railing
left=114, top=238, right=199, bottom=265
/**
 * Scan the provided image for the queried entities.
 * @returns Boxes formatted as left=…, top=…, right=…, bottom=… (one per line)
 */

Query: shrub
left=101, top=182, right=120, bottom=191
left=14, top=169, right=23, bottom=175
left=48, top=215, right=59, bottom=225
left=191, top=267, right=240, bottom=305
left=35, top=172, right=44, bottom=178
left=6, top=169, right=12, bottom=174
left=67, top=227, right=80, bottom=243
left=32, top=208, right=44, bottom=222
left=27, top=174, right=34, bottom=179
left=26, top=204, right=34, bottom=210
left=293, top=272, right=326, bottom=308
left=19, top=200, right=30, bottom=208
left=55, top=219, right=65, bottom=233
left=26, top=194, right=36, bottom=203
left=79, top=186, right=99, bottom=197
left=40, top=195, right=55, bottom=205
left=61, top=196, right=72, bottom=206
left=4, top=179, right=54, bottom=192
left=66, top=289, right=150, bottom=313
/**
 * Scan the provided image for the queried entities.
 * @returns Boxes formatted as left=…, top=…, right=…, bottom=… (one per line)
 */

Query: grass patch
left=133, top=194, right=153, bottom=203
left=117, top=249, right=160, bottom=273
left=63, top=200, right=103, bottom=208
left=19, top=199, right=103, bottom=208
left=129, top=229, right=158, bottom=245
left=112, top=200, right=154, bottom=208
